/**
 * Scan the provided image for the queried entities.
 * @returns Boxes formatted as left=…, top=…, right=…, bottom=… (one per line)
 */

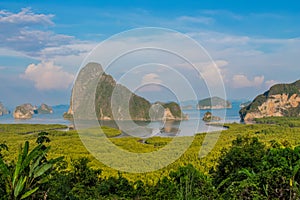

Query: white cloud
left=177, top=16, right=214, bottom=25
left=265, top=80, right=278, bottom=88
left=0, top=8, right=54, bottom=25
left=20, top=61, right=74, bottom=90
left=0, top=8, right=82, bottom=59
left=231, top=74, right=264, bottom=88
left=140, top=73, right=163, bottom=92
left=188, top=31, right=250, bottom=46
left=141, top=73, right=162, bottom=85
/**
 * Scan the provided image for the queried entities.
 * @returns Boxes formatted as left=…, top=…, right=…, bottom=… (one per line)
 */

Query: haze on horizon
left=0, top=0, right=299, bottom=107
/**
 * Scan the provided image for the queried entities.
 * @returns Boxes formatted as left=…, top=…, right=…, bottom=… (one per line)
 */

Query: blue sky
left=0, top=0, right=299, bottom=106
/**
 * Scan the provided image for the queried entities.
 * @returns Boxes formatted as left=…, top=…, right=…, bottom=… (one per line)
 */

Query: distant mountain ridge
left=65, top=62, right=187, bottom=121
left=239, top=80, right=300, bottom=122
left=197, top=96, right=232, bottom=110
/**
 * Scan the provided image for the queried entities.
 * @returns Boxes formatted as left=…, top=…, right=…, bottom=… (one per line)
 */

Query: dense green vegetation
left=153, top=101, right=185, bottom=119
left=255, top=117, right=300, bottom=127
left=202, top=111, right=221, bottom=122
left=1, top=117, right=300, bottom=199
left=268, top=80, right=300, bottom=97
left=94, top=72, right=152, bottom=120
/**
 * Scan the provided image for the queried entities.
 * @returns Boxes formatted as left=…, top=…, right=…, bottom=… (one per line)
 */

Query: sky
left=0, top=0, right=299, bottom=107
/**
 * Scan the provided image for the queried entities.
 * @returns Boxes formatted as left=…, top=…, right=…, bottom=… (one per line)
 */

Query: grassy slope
left=1, top=118, right=300, bottom=183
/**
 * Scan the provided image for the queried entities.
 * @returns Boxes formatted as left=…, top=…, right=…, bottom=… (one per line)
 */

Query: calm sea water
left=0, top=105, right=71, bottom=125
left=0, top=102, right=242, bottom=136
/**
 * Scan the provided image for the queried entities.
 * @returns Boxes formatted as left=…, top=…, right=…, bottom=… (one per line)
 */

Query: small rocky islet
left=202, top=111, right=221, bottom=122
left=13, top=103, right=53, bottom=119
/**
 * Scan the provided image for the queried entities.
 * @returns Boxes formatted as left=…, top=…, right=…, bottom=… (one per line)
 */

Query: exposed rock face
left=37, top=103, right=53, bottom=114
left=197, top=96, right=232, bottom=110
left=13, top=103, right=36, bottom=119
left=0, top=102, right=9, bottom=116
left=65, top=62, right=187, bottom=121
left=202, top=111, right=221, bottom=122
left=240, top=80, right=300, bottom=122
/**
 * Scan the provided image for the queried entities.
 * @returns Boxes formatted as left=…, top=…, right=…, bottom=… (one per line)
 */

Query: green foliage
left=211, top=135, right=266, bottom=193
left=255, top=116, right=300, bottom=127
left=46, top=157, right=103, bottom=199
left=94, top=72, right=152, bottom=121
left=168, top=164, right=216, bottom=199
left=161, top=101, right=183, bottom=118
left=46, top=160, right=216, bottom=200
left=144, top=137, right=172, bottom=147
left=101, top=126, right=122, bottom=137
left=2, top=121, right=300, bottom=199
left=240, top=94, right=267, bottom=115
left=202, top=111, right=221, bottom=122
left=0, top=143, right=8, bottom=158
left=0, top=139, right=63, bottom=199
left=210, top=135, right=300, bottom=199
left=268, top=80, right=300, bottom=96
left=36, top=132, right=51, bottom=144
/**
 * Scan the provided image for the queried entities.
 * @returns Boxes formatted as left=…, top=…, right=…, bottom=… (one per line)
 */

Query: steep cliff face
left=37, top=103, right=53, bottom=114
left=0, top=102, right=9, bottom=116
left=202, top=111, right=221, bottom=122
left=65, top=62, right=186, bottom=121
left=13, top=103, right=36, bottom=119
left=240, top=80, right=300, bottom=122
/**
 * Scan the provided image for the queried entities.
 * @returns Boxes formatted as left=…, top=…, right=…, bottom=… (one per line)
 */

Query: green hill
left=240, top=80, right=300, bottom=122
left=197, top=96, right=231, bottom=110
left=64, top=62, right=185, bottom=121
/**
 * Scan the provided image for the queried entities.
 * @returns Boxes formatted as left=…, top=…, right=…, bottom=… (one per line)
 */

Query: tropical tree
left=211, top=135, right=266, bottom=193
left=0, top=133, right=62, bottom=199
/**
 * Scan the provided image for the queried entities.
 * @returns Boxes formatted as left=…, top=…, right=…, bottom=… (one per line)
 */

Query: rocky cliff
left=197, top=96, right=232, bottom=110
left=151, top=102, right=188, bottom=121
left=13, top=103, right=36, bottom=119
left=240, top=80, right=300, bottom=122
left=202, top=111, right=221, bottom=122
left=65, top=62, right=186, bottom=121
left=37, top=103, right=53, bottom=114
left=13, top=103, right=53, bottom=119
left=0, top=102, right=9, bottom=116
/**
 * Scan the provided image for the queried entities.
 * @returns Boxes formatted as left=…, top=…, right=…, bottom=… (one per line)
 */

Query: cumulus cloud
left=265, top=80, right=278, bottom=88
left=140, top=73, right=163, bottom=92
left=0, top=8, right=54, bottom=25
left=141, top=73, right=162, bottom=85
left=231, top=74, right=264, bottom=88
left=20, top=61, right=74, bottom=90
left=0, top=8, right=87, bottom=59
